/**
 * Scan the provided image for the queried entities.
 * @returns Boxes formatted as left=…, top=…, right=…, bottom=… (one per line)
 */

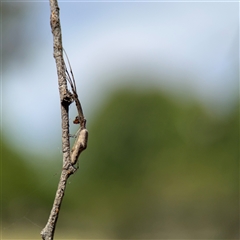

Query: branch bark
left=41, top=1, right=88, bottom=239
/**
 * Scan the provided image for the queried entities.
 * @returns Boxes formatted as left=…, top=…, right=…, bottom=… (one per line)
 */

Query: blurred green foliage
left=1, top=88, right=239, bottom=239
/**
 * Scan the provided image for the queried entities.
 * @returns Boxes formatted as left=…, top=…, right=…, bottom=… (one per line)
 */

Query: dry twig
left=41, top=1, right=88, bottom=239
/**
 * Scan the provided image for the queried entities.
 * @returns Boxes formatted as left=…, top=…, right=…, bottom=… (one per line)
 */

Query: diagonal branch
left=41, top=0, right=88, bottom=239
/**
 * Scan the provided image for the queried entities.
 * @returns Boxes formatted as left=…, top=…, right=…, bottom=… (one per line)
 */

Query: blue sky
left=2, top=2, right=238, bottom=157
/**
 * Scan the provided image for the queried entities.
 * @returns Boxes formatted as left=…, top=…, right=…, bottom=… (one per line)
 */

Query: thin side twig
left=63, top=48, right=86, bottom=130
left=41, top=1, right=88, bottom=239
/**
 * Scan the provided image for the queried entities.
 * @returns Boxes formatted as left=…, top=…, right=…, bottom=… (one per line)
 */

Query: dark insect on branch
left=63, top=48, right=86, bottom=130
left=62, top=49, right=88, bottom=165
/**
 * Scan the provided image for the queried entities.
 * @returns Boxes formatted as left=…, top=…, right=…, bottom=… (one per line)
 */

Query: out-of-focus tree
left=2, top=87, right=238, bottom=239
left=61, top=87, right=238, bottom=239
left=1, top=139, right=62, bottom=239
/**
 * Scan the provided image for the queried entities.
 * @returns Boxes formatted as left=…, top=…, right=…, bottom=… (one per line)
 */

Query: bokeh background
left=1, top=1, right=239, bottom=239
